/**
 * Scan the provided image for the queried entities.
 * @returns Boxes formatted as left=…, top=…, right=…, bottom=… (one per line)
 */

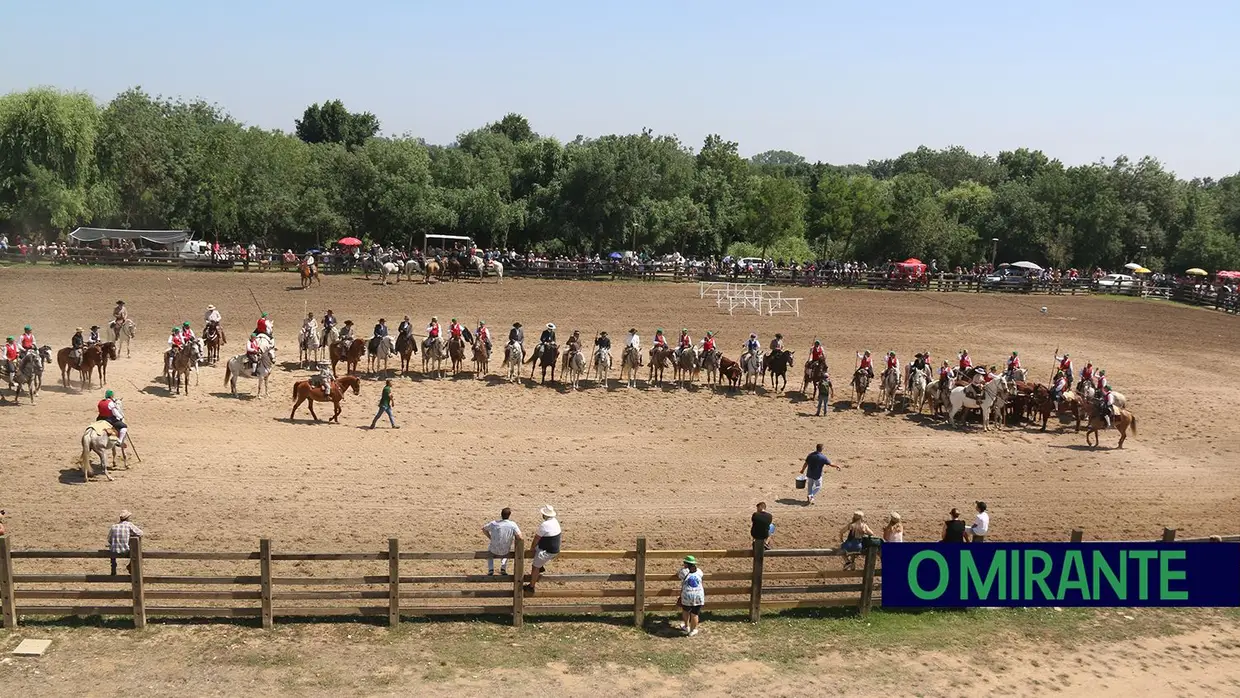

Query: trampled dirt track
left=1, top=266, right=1238, bottom=554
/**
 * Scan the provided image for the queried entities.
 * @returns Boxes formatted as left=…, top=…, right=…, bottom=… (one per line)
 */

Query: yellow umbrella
left=1134, top=267, right=1151, bottom=274
left=1186, top=268, right=1208, bottom=276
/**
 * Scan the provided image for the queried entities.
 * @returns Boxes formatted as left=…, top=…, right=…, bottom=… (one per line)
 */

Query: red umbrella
left=338, top=237, right=362, bottom=247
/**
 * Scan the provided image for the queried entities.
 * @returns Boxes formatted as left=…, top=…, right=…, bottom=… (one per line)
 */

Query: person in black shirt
left=539, top=323, right=557, bottom=345
left=506, top=322, right=524, bottom=365
left=70, top=327, right=85, bottom=367
left=594, top=331, right=611, bottom=351
left=373, top=319, right=388, bottom=338
left=942, top=507, right=967, bottom=543
left=751, top=502, right=773, bottom=550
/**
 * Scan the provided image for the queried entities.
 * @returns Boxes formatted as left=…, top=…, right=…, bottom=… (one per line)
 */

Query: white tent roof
left=69, top=228, right=190, bottom=244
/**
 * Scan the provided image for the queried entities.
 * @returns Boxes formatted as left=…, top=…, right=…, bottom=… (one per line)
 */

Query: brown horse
left=1084, top=404, right=1137, bottom=449
left=648, top=345, right=673, bottom=386
left=57, top=344, right=100, bottom=389
left=93, top=341, right=118, bottom=387
left=330, top=339, right=366, bottom=376
left=395, top=330, right=418, bottom=374
left=448, top=335, right=467, bottom=375
left=800, top=358, right=825, bottom=399
left=290, top=375, right=361, bottom=422
left=203, top=323, right=225, bottom=364
left=851, top=369, right=871, bottom=409
left=300, top=263, right=320, bottom=288
left=472, top=340, right=490, bottom=378
left=718, top=356, right=742, bottom=389
left=1030, top=384, right=1081, bottom=432
left=423, top=260, right=441, bottom=283
left=168, top=341, right=202, bottom=395
left=446, top=257, right=462, bottom=281
left=527, top=342, right=559, bottom=384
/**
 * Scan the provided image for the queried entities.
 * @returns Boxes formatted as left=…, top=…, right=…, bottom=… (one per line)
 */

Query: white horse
left=486, top=260, right=504, bottom=283
left=907, top=367, right=930, bottom=414
left=422, top=335, right=448, bottom=379
left=300, top=322, right=321, bottom=368
left=368, top=335, right=396, bottom=376
left=402, top=259, right=422, bottom=281
left=80, top=421, right=124, bottom=482
left=469, top=255, right=486, bottom=279
left=565, top=348, right=586, bottom=390
left=620, top=346, right=641, bottom=388
left=878, top=369, right=900, bottom=411
left=592, top=346, right=612, bottom=385
left=503, top=340, right=524, bottom=383
left=741, top=351, right=762, bottom=391
left=109, top=319, right=136, bottom=358
left=224, top=337, right=276, bottom=397
left=379, top=261, right=401, bottom=284
left=948, top=377, right=1010, bottom=431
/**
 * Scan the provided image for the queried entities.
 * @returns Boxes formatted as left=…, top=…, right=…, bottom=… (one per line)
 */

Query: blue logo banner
left=881, top=543, right=1240, bottom=607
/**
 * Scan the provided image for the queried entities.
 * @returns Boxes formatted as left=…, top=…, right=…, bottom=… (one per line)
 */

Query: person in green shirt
left=369, top=379, right=398, bottom=429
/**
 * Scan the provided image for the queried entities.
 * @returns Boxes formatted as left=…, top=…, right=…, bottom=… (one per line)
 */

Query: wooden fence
left=0, top=535, right=880, bottom=630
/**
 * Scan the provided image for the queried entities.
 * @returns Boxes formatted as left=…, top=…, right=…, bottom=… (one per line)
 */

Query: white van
left=174, top=240, right=211, bottom=259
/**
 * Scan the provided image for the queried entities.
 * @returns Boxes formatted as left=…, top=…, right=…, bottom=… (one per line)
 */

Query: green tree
left=742, top=175, right=806, bottom=258
left=295, top=100, right=379, bottom=148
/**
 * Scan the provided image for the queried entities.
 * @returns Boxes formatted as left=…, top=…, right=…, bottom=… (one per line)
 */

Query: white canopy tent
left=69, top=227, right=191, bottom=245
left=422, top=233, right=474, bottom=254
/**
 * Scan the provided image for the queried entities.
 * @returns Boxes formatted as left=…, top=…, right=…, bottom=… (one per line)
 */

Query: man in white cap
left=204, top=304, right=225, bottom=345
left=523, top=505, right=561, bottom=595
left=107, top=510, right=143, bottom=576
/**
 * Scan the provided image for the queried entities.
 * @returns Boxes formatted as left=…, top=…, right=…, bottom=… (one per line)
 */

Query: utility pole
left=990, top=237, right=999, bottom=266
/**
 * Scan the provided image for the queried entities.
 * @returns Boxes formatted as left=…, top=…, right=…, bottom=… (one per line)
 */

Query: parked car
left=737, top=257, right=766, bottom=270
left=981, top=266, right=1031, bottom=290
left=1095, top=273, right=1136, bottom=288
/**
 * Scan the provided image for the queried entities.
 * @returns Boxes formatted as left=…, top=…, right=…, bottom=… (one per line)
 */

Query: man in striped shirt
left=107, top=510, right=143, bottom=576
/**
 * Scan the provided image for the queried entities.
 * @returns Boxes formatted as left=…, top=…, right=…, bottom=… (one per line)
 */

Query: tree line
left=2, top=86, right=1239, bottom=272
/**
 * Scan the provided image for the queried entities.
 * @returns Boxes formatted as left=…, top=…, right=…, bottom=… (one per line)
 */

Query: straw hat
left=539, top=505, right=557, bottom=518
left=119, top=510, right=132, bottom=520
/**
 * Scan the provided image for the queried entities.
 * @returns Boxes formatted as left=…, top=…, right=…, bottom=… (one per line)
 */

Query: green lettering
left=1057, top=550, right=1089, bottom=601
left=1129, top=550, right=1158, bottom=600
left=908, top=551, right=949, bottom=599
left=1023, top=550, right=1054, bottom=600
left=1159, top=551, right=1188, bottom=601
left=962, top=551, right=1006, bottom=601
left=1010, top=546, right=1020, bottom=599
left=1092, top=550, right=1127, bottom=600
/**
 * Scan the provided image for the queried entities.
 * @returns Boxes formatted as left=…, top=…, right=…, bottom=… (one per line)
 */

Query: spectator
left=751, top=502, right=773, bottom=550
left=107, top=510, right=143, bottom=576
left=942, top=508, right=966, bottom=543
left=678, top=555, right=705, bottom=636
left=523, top=505, right=561, bottom=595
left=969, top=501, right=990, bottom=543
left=839, top=511, right=874, bottom=570
left=883, top=512, right=903, bottom=543
left=814, top=372, right=831, bottom=417
left=482, top=507, right=522, bottom=576
left=369, top=379, right=398, bottom=429
left=798, top=443, right=840, bottom=505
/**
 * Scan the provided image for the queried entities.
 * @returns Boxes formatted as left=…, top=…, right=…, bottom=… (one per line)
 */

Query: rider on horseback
left=595, top=330, right=611, bottom=353
left=398, top=315, right=413, bottom=338
left=675, top=328, right=692, bottom=359
left=204, top=304, right=222, bottom=343
left=88, top=325, right=101, bottom=345
left=322, top=310, right=337, bottom=345
left=882, top=350, right=900, bottom=388
left=1095, top=369, right=1108, bottom=391
left=246, top=333, right=263, bottom=376
left=857, top=350, right=874, bottom=378
left=958, top=349, right=972, bottom=372
left=745, top=333, right=760, bottom=357
left=908, top=352, right=928, bottom=385
left=566, top=330, right=582, bottom=357
left=166, top=326, right=184, bottom=372
left=425, top=317, right=442, bottom=351
left=3, top=337, right=17, bottom=386
left=339, top=320, right=356, bottom=351
left=769, top=333, right=784, bottom=353
left=1051, top=369, right=1069, bottom=407
left=374, top=318, right=389, bottom=339
left=809, top=340, right=825, bottom=366
left=19, top=326, right=37, bottom=355
left=70, top=327, right=85, bottom=368
left=699, top=331, right=716, bottom=354
left=539, top=323, right=557, bottom=353
left=448, top=318, right=464, bottom=342
left=475, top=321, right=492, bottom=353
left=181, top=321, right=195, bottom=343
left=255, top=313, right=273, bottom=339
left=111, top=300, right=127, bottom=336
left=1098, top=384, right=1116, bottom=427
left=1055, top=352, right=1074, bottom=383
left=1079, top=362, right=1095, bottom=390
left=938, top=360, right=952, bottom=390
left=625, top=328, right=641, bottom=366
left=505, top=322, right=524, bottom=364
left=96, top=389, right=127, bottom=446
left=1005, top=351, right=1021, bottom=379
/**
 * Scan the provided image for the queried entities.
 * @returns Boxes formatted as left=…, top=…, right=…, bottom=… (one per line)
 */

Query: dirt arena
left=2, top=266, right=1238, bottom=555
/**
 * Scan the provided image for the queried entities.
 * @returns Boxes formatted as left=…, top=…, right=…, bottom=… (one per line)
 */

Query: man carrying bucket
left=798, top=443, right=840, bottom=505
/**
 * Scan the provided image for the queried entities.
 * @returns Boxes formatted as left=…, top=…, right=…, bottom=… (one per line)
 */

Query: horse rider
left=204, top=304, right=223, bottom=343
left=1051, top=369, right=1069, bottom=409
left=937, top=359, right=953, bottom=390
left=166, top=326, right=184, bottom=371
left=699, top=331, right=716, bottom=355
left=1095, top=369, right=1108, bottom=392
left=651, top=328, right=667, bottom=352
left=505, top=322, right=524, bottom=364
left=374, top=318, right=389, bottom=340
left=856, top=350, right=875, bottom=378
left=958, top=349, right=973, bottom=373
left=882, top=350, right=900, bottom=387
left=255, top=312, right=273, bottom=339
left=595, top=330, right=612, bottom=357
left=87, top=325, right=101, bottom=345
left=1005, top=351, right=1022, bottom=379
left=448, top=318, right=465, bottom=343
left=624, top=327, right=641, bottom=366
left=96, top=389, right=128, bottom=446
left=339, top=320, right=356, bottom=350
left=303, top=250, right=316, bottom=275
left=19, top=325, right=37, bottom=355
left=1098, top=384, right=1116, bottom=427
left=1079, top=361, right=1095, bottom=390
left=539, top=323, right=557, bottom=355
left=310, top=362, right=333, bottom=390
left=397, top=315, right=412, bottom=338
left=322, top=309, right=337, bottom=345
left=565, top=330, right=582, bottom=359
left=4, top=336, right=18, bottom=386
left=301, top=311, right=317, bottom=340
left=246, top=333, right=263, bottom=375
left=181, top=321, right=196, bottom=344
left=111, top=300, right=128, bottom=335
left=70, top=327, right=85, bottom=367
left=424, top=317, right=442, bottom=351
left=475, top=320, right=492, bottom=354
left=1054, top=352, right=1074, bottom=383
left=908, top=352, right=928, bottom=384
left=809, top=339, right=826, bottom=367
left=675, top=328, right=692, bottom=358
left=769, top=333, right=785, bottom=354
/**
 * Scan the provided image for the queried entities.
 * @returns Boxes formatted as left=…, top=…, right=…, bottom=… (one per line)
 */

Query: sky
left=2, top=1, right=1237, bottom=177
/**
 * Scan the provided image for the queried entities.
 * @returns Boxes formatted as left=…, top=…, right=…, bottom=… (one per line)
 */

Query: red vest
left=1008, top=357, right=1020, bottom=370
left=859, top=356, right=873, bottom=370
left=679, top=335, right=691, bottom=348
left=20, top=334, right=34, bottom=349
left=703, top=338, right=715, bottom=352
left=810, top=346, right=824, bottom=361
left=959, top=356, right=972, bottom=370
left=171, top=334, right=184, bottom=347
left=97, top=399, right=112, bottom=418
left=450, top=324, right=463, bottom=338
left=4, top=344, right=16, bottom=360
left=1081, top=366, right=1094, bottom=381
left=886, top=356, right=898, bottom=369
left=428, top=325, right=440, bottom=338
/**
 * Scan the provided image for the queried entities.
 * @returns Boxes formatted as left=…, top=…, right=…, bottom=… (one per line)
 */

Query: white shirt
left=626, top=332, right=640, bottom=349
left=536, top=518, right=561, bottom=539
left=484, top=519, right=522, bottom=556
left=678, top=567, right=705, bottom=606
left=305, top=255, right=315, bottom=266
left=204, top=309, right=221, bottom=324
left=970, top=511, right=990, bottom=537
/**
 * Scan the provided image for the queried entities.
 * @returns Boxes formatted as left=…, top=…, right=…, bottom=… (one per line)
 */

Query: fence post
left=260, top=538, right=273, bottom=629
left=633, top=537, right=647, bottom=628
left=0, top=535, right=16, bottom=629
left=749, top=539, right=764, bottom=623
left=130, top=535, right=146, bottom=629
left=1162, top=528, right=1177, bottom=542
left=859, top=546, right=878, bottom=616
left=388, top=538, right=400, bottom=627
left=1070, top=528, right=1084, bottom=543
left=511, top=536, right=524, bottom=629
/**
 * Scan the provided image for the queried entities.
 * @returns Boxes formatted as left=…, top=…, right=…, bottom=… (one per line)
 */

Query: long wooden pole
left=0, top=535, right=16, bottom=629
left=749, top=539, right=764, bottom=623
left=130, top=535, right=146, bottom=629
left=633, top=537, right=647, bottom=628
left=260, top=538, right=273, bottom=629
left=388, top=538, right=400, bottom=627
left=511, top=537, right=524, bottom=629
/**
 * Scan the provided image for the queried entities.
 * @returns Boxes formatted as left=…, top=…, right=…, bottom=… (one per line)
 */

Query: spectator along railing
left=0, top=535, right=880, bottom=630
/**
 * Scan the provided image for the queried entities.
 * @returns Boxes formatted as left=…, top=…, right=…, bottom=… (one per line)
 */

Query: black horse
left=527, top=342, right=559, bottom=384
left=763, top=349, right=795, bottom=392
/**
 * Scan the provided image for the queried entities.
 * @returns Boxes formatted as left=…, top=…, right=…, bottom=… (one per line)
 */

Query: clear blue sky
left=3, top=1, right=1237, bottom=177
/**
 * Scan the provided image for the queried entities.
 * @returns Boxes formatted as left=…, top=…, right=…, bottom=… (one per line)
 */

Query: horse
left=740, top=351, right=762, bottom=391
left=80, top=421, right=124, bottom=482
left=395, top=329, right=418, bottom=374
left=378, top=262, right=401, bottom=284
left=764, top=350, right=795, bottom=392
left=718, top=356, right=742, bottom=390
left=878, top=368, right=901, bottom=412
left=300, top=262, right=321, bottom=288
left=851, top=370, right=871, bottom=409
left=948, top=377, right=1010, bottom=431
left=1083, top=403, right=1137, bottom=449
left=424, top=260, right=442, bottom=283
left=299, top=324, right=320, bottom=368
left=330, top=338, right=366, bottom=377
left=472, top=339, right=491, bottom=378
left=565, top=347, right=587, bottom=389
left=700, top=348, right=721, bottom=384
left=322, top=323, right=341, bottom=349
left=93, top=342, right=118, bottom=387
left=528, top=342, right=559, bottom=384
left=445, top=257, right=462, bottom=281
left=203, top=323, right=225, bottom=364
left=169, top=341, right=203, bottom=395
left=1031, top=385, right=1081, bottom=432
left=109, top=319, right=136, bottom=358
left=6, top=350, right=44, bottom=404
left=673, top=347, right=699, bottom=387
left=648, top=345, right=672, bottom=386
left=401, top=259, right=422, bottom=281
left=367, top=335, right=397, bottom=376
left=486, top=260, right=504, bottom=283
left=58, top=344, right=104, bottom=389
left=224, top=340, right=276, bottom=397
left=907, top=368, right=930, bottom=414
left=290, top=375, right=361, bottom=423
left=502, top=340, right=524, bottom=382
left=620, top=346, right=642, bottom=388
left=448, top=335, right=468, bottom=375
left=1077, top=381, right=1128, bottom=410
left=1004, top=367, right=1028, bottom=382
left=422, top=335, right=449, bottom=379
left=469, top=255, right=486, bottom=279
left=800, top=359, right=825, bottom=399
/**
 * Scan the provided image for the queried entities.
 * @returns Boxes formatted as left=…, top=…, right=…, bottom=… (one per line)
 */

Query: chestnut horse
left=330, top=339, right=366, bottom=376
left=57, top=343, right=109, bottom=389
left=290, top=375, right=361, bottom=422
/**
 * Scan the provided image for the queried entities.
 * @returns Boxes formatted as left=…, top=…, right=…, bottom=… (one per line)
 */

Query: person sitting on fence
left=839, top=511, right=875, bottom=570
left=625, top=327, right=642, bottom=366
left=87, top=325, right=101, bottom=345
left=768, top=332, right=785, bottom=353
left=70, top=327, right=85, bottom=368
left=523, top=504, right=561, bottom=595
left=751, top=502, right=773, bottom=551
left=883, top=512, right=904, bottom=543
left=482, top=507, right=522, bottom=576
left=958, top=349, right=973, bottom=372
left=675, top=328, right=692, bottom=358
left=856, top=350, right=874, bottom=378
left=677, top=555, right=705, bottom=637
left=107, top=510, right=143, bottom=576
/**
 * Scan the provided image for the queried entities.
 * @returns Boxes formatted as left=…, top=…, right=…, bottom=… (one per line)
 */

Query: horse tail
left=1129, top=414, right=1137, bottom=436
left=224, top=362, right=232, bottom=386
left=292, top=381, right=299, bottom=400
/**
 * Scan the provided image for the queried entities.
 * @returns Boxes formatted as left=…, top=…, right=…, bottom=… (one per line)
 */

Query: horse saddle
left=965, top=385, right=983, bottom=400
left=89, top=420, right=118, bottom=437
left=368, top=337, right=381, bottom=354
